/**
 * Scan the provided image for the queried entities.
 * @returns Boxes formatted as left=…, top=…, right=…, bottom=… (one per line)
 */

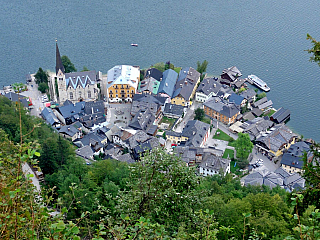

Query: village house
left=203, top=96, right=240, bottom=125
left=130, top=94, right=167, bottom=119
left=240, top=88, right=257, bottom=104
left=270, top=107, right=291, bottom=124
left=220, top=66, right=242, bottom=86
left=241, top=116, right=274, bottom=140
left=166, top=120, right=210, bottom=147
left=128, top=108, right=157, bottom=136
left=40, top=107, right=61, bottom=128
left=58, top=124, right=82, bottom=141
left=163, top=103, right=185, bottom=119
left=144, top=68, right=163, bottom=81
left=199, top=153, right=231, bottom=176
left=280, top=141, right=313, bottom=174
left=157, top=69, right=178, bottom=99
left=174, top=146, right=204, bottom=167
left=228, top=93, right=246, bottom=107
left=255, top=124, right=298, bottom=157
left=137, top=77, right=160, bottom=95
left=195, top=78, right=222, bottom=103
left=49, top=43, right=99, bottom=104
left=103, top=65, right=140, bottom=103
left=4, top=92, right=32, bottom=109
left=171, top=67, right=200, bottom=107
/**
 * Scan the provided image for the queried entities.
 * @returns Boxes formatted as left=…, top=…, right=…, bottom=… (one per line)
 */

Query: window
left=127, top=90, right=129, bottom=93
left=79, top=91, right=82, bottom=97
left=69, top=92, right=73, bottom=99
left=116, top=90, right=118, bottom=93
left=127, top=94, right=130, bottom=97
left=116, top=94, right=118, bottom=97
left=88, top=90, right=91, bottom=98
left=131, top=90, right=134, bottom=93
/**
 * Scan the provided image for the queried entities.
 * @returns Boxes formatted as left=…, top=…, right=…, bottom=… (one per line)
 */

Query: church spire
left=56, top=39, right=65, bottom=75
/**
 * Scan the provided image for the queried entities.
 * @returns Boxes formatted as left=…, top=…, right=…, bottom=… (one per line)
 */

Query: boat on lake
left=131, top=43, right=138, bottom=47
left=248, top=74, right=270, bottom=92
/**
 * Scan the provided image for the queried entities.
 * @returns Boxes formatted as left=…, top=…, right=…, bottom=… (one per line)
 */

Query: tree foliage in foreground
left=306, top=34, right=320, bottom=67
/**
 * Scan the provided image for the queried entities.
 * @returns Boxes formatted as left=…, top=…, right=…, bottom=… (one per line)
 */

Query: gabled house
left=104, top=65, right=140, bottom=103
left=171, top=67, right=200, bottom=107
left=255, top=124, right=298, bottom=157
left=144, top=68, right=163, bottom=81
left=270, top=107, right=291, bottom=124
left=163, top=103, right=185, bottom=119
left=228, top=93, right=246, bottom=107
left=174, top=146, right=204, bottom=167
left=74, top=132, right=105, bottom=156
left=241, top=116, right=274, bottom=140
left=203, top=97, right=240, bottom=125
left=58, top=125, right=82, bottom=141
left=240, top=88, right=256, bottom=104
left=199, top=153, right=231, bottom=176
left=252, top=97, right=268, bottom=108
left=131, top=94, right=167, bottom=115
left=280, top=141, right=313, bottom=174
left=166, top=120, right=210, bottom=147
left=195, top=78, right=222, bottom=103
left=157, top=69, right=178, bottom=98
left=56, top=101, right=85, bottom=125
left=40, top=107, right=61, bottom=128
left=220, top=66, right=242, bottom=84
left=4, top=92, right=32, bottom=109
left=128, top=108, right=157, bottom=136
left=138, top=77, right=160, bottom=95
left=75, top=145, right=95, bottom=160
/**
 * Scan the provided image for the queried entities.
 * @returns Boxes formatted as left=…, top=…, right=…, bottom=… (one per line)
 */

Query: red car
left=171, top=143, right=177, bottom=147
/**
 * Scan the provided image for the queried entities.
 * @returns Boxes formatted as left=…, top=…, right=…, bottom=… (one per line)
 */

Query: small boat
left=248, top=74, right=270, bottom=92
left=131, top=43, right=138, bottom=47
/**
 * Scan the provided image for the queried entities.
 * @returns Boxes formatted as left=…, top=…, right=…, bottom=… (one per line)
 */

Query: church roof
left=65, top=71, right=97, bottom=89
left=56, top=42, right=65, bottom=75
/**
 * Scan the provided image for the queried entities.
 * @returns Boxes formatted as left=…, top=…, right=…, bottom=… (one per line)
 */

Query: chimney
left=68, top=127, right=70, bottom=131
left=214, top=84, right=216, bottom=88
left=185, top=80, right=188, bottom=85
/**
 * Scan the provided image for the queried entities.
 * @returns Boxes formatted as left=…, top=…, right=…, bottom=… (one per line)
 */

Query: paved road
left=106, top=103, right=132, bottom=127
left=249, top=147, right=281, bottom=172
left=23, top=81, right=47, bottom=117
left=22, top=163, right=41, bottom=193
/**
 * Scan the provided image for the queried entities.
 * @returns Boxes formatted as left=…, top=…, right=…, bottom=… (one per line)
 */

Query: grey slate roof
left=128, top=108, right=156, bottom=132
left=244, top=167, right=305, bottom=191
left=58, top=101, right=85, bottom=119
left=243, top=112, right=255, bottom=121
left=84, top=101, right=104, bottom=115
left=65, top=70, right=97, bottom=89
left=138, top=77, right=160, bottom=94
left=252, top=97, right=268, bottom=108
left=58, top=125, right=80, bottom=137
left=251, top=108, right=263, bottom=117
left=258, top=100, right=273, bottom=110
left=144, top=68, right=163, bottom=81
left=204, top=97, right=240, bottom=118
left=4, top=92, right=30, bottom=108
left=41, top=107, right=60, bottom=126
left=117, top=153, right=135, bottom=164
left=240, top=88, right=256, bottom=100
left=56, top=43, right=65, bottom=74
left=173, top=67, right=200, bottom=100
left=256, top=124, right=298, bottom=153
left=281, top=141, right=310, bottom=169
left=75, top=145, right=94, bottom=160
left=181, top=120, right=210, bottom=147
left=196, top=78, right=222, bottom=96
left=131, top=94, right=167, bottom=116
left=242, top=117, right=274, bottom=140
left=221, top=66, right=242, bottom=81
left=200, top=153, right=230, bottom=173
left=270, top=107, right=291, bottom=124
left=228, top=93, right=245, bottom=106
left=163, top=103, right=184, bottom=118
left=158, top=69, right=178, bottom=97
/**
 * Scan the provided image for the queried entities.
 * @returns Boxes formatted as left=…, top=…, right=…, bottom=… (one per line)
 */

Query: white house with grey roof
left=199, top=153, right=230, bottom=176
left=195, top=78, right=222, bottom=102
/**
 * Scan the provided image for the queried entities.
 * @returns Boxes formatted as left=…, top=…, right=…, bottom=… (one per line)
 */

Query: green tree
left=34, top=67, right=49, bottom=84
left=152, top=62, right=165, bottom=72
left=62, top=55, right=77, bottom=73
left=197, top=60, right=208, bottom=82
left=256, top=92, right=267, bottom=101
left=38, top=82, right=48, bottom=93
left=194, top=107, right=205, bottom=121
left=306, top=34, right=320, bottom=67
left=234, top=132, right=253, bottom=160
left=81, top=66, right=89, bottom=72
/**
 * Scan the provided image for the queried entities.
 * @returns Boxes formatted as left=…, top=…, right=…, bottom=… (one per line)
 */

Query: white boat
left=131, top=43, right=138, bottom=47
left=248, top=74, right=270, bottom=92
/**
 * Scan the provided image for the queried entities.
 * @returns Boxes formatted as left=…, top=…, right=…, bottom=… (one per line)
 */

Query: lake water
left=0, top=0, right=319, bottom=141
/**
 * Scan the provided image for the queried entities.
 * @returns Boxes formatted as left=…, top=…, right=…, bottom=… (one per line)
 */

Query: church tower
left=55, top=41, right=67, bottom=103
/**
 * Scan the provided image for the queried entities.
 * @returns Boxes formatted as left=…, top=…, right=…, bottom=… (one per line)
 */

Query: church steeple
left=56, top=40, right=65, bottom=75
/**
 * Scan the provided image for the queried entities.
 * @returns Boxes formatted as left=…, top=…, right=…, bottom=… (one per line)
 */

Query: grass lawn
left=212, top=128, right=234, bottom=141
left=223, top=149, right=234, bottom=159
left=230, top=160, right=241, bottom=174
left=174, top=67, right=181, bottom=74
left=160, top=117, right=176, bottom=129
left=264, top=109, right=276, bottom=117
left=201, top=117, right=211, bottom=125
